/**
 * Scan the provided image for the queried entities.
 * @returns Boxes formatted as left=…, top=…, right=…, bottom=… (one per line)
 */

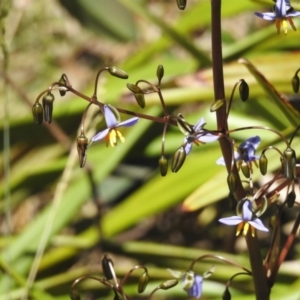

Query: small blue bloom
left=92, top=105, right=139, bottom=147
left=216, top=136, right=261, bottom=166
left=182, top=117, right=219, bottom=155
left=219, top=199, right=269, bottom=237
left=255, top=0, right=300, bottom=34
left=182, top=271, right=203, bottom=299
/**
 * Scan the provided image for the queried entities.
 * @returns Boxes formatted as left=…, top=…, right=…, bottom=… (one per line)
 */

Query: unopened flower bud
left=138, top=272, right=149, bottom=293
left=259, top=153, right=268, bottom=175
left=171, top=147, right=186, bottom=173
left=108, top=67, right=128, bottom=79
left=159, top=156, right=168, bottom=176
left=127, top=83, right=142, bottom=93
left=241, top=161, right=250, bottom=178
left=177, top=113, right=193, bottom=135
left=102, top=255, right=114, bottom=280
left=32, top=102, right=44, bottom=125
left=176, top=0, right=187, bottom=10
left=77, top=134, right=88, bottom=168
left=283, top=147, right=296, bottom=179
left=210, top=99, right=225, bottom=112
left=227, top=172, right=237, bottom=193
left=292, top=74, right=300, bottom=93
left=222, top=288, right=231, bottom=300
left=239, top=79, right=249, bottom=102
left=159, top=279, right=178, bottom=290
left=58, top=75, right=68, bottom=96
left=42, top=93, right=55, bottom=124
left=157, top=65, right=164, bottom=84
left=286, top=190, right=296, bottom=208
left=134, top=93, right=145, bottom=108
left=70, top=288, right=81, bottom=300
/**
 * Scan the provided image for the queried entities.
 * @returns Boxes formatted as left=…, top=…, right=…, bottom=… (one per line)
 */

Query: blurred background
left=1, top=0, right=300, bottom=299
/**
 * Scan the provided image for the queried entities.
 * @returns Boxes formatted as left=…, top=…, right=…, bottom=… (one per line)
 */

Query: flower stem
left=210, top=1, right=270, bottom=299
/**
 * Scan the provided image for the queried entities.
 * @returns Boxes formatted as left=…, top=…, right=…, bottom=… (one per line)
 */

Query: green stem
left=210, top=1, right=270, bottom=299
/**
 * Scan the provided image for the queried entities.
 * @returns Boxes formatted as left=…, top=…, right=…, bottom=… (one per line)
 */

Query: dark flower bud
left=292, top=74, right=299, bottom=93
left=283, top=147, right=296, bottom=179
left=77, top=134, right=89, bottom=168
left=171, top=147, right=186, bottom=173
left=70, top=288, right=81, bottom=300
left=176, top=0, right=187, bottom=10
left=222, top=288, right=231, bottom=300
left=239, top=79, right=249, bottom=102
left=227, top=172, right=237, bottom=193
left=287, top=190, right=296, bottom=208
left=177, top=113, right=193, bottom=135
left=159, top=279, right=178, bottom=290
left=259, top=153, right=268, bottom=175
left=241, top=161, right=250, bottom=178
left=102, top=255, right=114, bottom=280
left=32, top=102, right=44, bottom=125
left=157, top=65, right=164, bottom=84
left=134, top=93, right=146, bottom=108
left=159, top=156, right=168, bottom=176
left=42, top=93, right=55, bottom=124
left=138, top=272, right=149, bottom=293
left=127, top=83, right=142, bottom=93
left=58, top=75, right=68, bottom=96
left=210, top=99, right=225, bottom=112
left=108, top=67, right=128, bottom=79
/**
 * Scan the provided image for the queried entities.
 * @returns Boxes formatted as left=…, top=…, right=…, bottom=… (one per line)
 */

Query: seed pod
left=42, top=93, right=55, bottom=124
left=32, top=102, right=44, bottom=125
left=138, top=272, right=149, bottom=293
left=210, top=99, right=225, bottom=112
left=108, top=67, right=128, bottom=79
left=239, top=79, right=249, bottom=102
left=227, top=172, right=237, bottom=193
left=102, top=255, right=114, bottom=280
left=286, top=190, right=296, bottom=208
left=159, top=279, right=178, bottom=290
left=241, top=161, right=250, bottom=178
left=222, top=288, right=231, bottom=300
left=171, top=147, right=186, bottom=173
left=70, top=288, right=81, bottom=300
left=77, top=134, right=88, bottom=168
left=283, top=147, right=296, bottom=179
left=292, top=74, right=300, bottom=93
left=259, top=153, right=268, bottom=175
left=157, top=65, right=164, bottom=84
left=176, top=0, right=187, bottom=10
left=159, top=156, right=168, bottom=176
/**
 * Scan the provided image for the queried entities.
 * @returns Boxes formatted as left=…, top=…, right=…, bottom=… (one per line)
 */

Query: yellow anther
left=105, top=129, right=126, bottom=147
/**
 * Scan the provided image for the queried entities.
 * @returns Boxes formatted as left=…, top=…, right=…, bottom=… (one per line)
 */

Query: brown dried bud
left=159, top=156, right=168, bottom=176
left=32, top=102, right=44, bottom=125
left=222, top=288, right=231, bottom=300
left=292, top=74, right=300, bottom=93
left=77, top=134, right=88, bottom=168
left=138, top=272, right=149, bottom=293
left=171, top=147, right=186, bottom=173
left=287, top=190, right=296, bottom=208
left=108, top=67, right=128, bottom=79
left=259, top=153, right=268, bottom=175
left=58, top=75, right=68, bottom=96
left=157, top=65, right=164, bottom=84
left=239, top=79, right=249, bottom=102
left=42, top=93, right=55, bottom=124
left=176, top=0, right=187, bottom=10
left=227, top=172, right=237, bottom=193
left=159, top=279, right=178, bottom=290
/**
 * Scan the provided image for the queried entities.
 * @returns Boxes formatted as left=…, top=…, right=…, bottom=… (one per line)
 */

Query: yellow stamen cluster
left=105, top=129, right=125, bottom=147
left=236, top=222, right=256, bottom=237
left=276, top=17, right=296, bottom=34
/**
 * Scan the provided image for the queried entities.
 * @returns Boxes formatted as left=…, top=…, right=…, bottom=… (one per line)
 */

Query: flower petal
left=242, top=200, right=253, bottom=221
left=197, top=133, right=219, bottom=143
left=249, top=219, right=269, bottom=232
left=219, top=216, right=243, bottom=225
left=91, top=128, right=110, bottom=142
left=193, top=117, right=205, bottom=132
left=118, top=117, right=139, bottom=128
left=254, top=12, right=276, bottom=20
left=187, top=275, right=203, bottom=299
left=184, top=140, right=193, bottom=155
left=103, top=105, right=118, bottom=128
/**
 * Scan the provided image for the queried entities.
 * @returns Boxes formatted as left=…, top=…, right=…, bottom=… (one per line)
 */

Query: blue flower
left=92, top=105, right=139, bottom=147
left=255, top=0, right=300, bottom=34
left=216, top=136, right=261, bottom=167
left=182, top=272, right=203, bottom=299
left=182, top=117, right=219, bottom=155
left=219, top=199, right=269, bottom=237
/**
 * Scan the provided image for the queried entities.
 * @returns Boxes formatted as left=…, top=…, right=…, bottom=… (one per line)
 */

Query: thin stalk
left=210, top=1, right=270, bottom=299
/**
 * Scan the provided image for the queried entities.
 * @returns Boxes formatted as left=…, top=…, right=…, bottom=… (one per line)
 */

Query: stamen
left=288, top=17, right=297, bottom=31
